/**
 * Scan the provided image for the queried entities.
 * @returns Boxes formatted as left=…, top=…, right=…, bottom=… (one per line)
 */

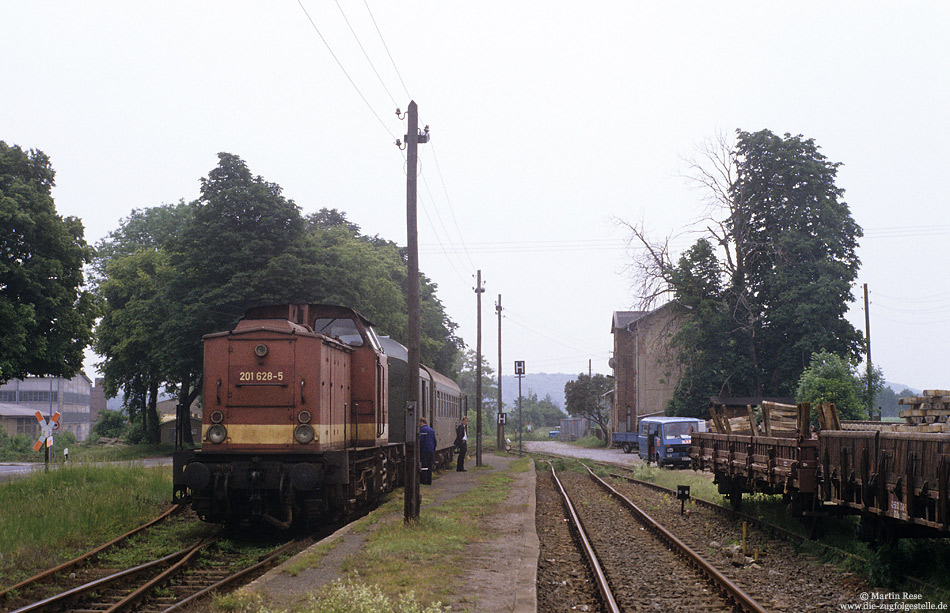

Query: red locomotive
left=173, top=303, right=463, bottom=527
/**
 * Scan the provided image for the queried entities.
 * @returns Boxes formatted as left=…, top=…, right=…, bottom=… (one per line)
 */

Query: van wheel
left=622, top=443, right=633, bottom=454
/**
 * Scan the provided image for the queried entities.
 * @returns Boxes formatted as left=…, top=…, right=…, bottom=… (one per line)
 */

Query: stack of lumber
left=761, top=401, right=806, bottom=436
left=840, top=390, right=950, bottom=432
left=709, top=404, right=756, bottom=434
left=898, top=390, right=950, bottom=424
left=841, top=421, right=950, bottom=433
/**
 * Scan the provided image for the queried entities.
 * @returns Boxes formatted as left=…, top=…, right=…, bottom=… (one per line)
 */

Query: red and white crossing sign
left=33, top=411, right=61, bottom=452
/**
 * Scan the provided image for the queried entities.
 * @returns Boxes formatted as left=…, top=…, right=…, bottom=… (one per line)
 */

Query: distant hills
left=500, top=373, right=576, bottom=410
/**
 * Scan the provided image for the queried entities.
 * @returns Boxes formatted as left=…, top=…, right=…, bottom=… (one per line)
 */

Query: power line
left=425, top=140, right=478, bottom=271
left=362, top=0, right=411, bottom=100
left=295, top=0, right=398, bottom=141
left=334, top=0, right=400, bottom=108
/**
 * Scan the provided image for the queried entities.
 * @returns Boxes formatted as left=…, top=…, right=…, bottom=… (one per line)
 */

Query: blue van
left=638, top=416, right=706, bottom=467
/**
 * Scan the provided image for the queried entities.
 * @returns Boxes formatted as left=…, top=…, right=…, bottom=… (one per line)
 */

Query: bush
left=126, top=422, right=148, bottom=444
left=93, top=409, right=130, bottom=439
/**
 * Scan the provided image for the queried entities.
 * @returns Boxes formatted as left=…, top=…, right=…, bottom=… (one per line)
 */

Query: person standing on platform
left=419, top=418, right=436, bottom=485
left=454, top=416, right=468, bottom=472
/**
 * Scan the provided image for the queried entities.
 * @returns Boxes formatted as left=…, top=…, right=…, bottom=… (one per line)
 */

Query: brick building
left=609, top=303, right=684, bottom=439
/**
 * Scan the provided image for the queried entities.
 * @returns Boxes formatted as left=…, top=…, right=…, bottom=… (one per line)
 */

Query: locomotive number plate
left=233, top=368, right=289, bottom=387
left=238, top=370, right=284, bottom=383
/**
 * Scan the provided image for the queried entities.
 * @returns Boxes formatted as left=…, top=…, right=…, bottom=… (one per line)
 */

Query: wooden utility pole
left=475, top=270, right=485, bottom=467
left=496, top=294, right=504, bottom=449
left=402, top=101, right=427, bottom=522
left=864, top=283, right=873, bottom=419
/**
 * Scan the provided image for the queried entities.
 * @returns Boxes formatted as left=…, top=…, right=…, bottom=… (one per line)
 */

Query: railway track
left=0, top=504, right=320, bottom=613
left=7, top=536, right=303, bottom=613
left=549, top=461, right=767, bottom=612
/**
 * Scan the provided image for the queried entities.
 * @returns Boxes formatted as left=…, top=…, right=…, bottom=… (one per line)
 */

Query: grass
left=218, top=456, right=529, bottom=612
left=0, top=464, right=174, bottom=588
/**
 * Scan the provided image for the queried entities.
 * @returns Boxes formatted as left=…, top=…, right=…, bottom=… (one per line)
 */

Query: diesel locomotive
left=172, top=303, right=464, bottom=528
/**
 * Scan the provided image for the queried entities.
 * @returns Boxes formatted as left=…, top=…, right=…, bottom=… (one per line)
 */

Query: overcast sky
left=4, top=2, right=949, bottom=392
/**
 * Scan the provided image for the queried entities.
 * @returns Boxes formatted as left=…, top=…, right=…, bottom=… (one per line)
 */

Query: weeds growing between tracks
left=0, top=464, right=172, bottom=587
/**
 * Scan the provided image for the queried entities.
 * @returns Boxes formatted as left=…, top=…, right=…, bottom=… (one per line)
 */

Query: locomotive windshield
left=313, top=317, right=364, bottom=346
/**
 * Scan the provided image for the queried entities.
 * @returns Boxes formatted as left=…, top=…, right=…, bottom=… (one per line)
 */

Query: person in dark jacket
left=454, top=416, right=468, bottom=472
left=419, top=418, right=436, bottom=485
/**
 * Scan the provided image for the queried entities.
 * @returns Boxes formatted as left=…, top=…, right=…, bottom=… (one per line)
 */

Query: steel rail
left=583, top=464, right=768, bottom=613
left=161, top=538, right=301, bottom=612
left=0, top=503, right=181, bottom=600
left=9, top=544, right=199, bottom=613
left=104, top=539, right=215, bottom=612
left=547, top=462, right=620, bottom=613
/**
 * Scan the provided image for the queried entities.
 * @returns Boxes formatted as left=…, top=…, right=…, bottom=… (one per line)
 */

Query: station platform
left=245, top=452, right=539, bottom=612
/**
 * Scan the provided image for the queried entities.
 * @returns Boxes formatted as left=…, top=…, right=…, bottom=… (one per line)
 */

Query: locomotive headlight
left=254, top=343, right=269, bottom=357
left=298, top=410, right=311, bottom=423
left=210, top=410, right=224, bottom=424
left=208, top=424, right=228, bottom=444
left=294, top=424, right=315, bottom=444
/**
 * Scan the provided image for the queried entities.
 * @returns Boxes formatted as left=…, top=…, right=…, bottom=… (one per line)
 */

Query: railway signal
left=515, top=361, right=525, bottom=455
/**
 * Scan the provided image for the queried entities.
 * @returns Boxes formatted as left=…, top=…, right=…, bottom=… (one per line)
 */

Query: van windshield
left=663, top=422, right=697, bottom=440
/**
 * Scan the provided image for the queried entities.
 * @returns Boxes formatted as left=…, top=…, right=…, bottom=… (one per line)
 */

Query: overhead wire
left=295, top=0, right=399, bottom=142
left=294, top=0, right=476, bottom=289
left=425, top=140, right=478, bottom=271
left=362, top=0, right=412, bottom=100
left=333, top=0, right=400, bottom=108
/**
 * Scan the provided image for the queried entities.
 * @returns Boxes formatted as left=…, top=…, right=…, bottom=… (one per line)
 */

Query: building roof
left=612, top=302, right=686, bottom=333
left=0, top=402, right=42, bottom=418
left=612, top=311, right=648, bottom=332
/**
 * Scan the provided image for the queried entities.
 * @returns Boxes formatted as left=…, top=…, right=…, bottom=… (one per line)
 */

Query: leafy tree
left=564, top=373, right=612, bottom=442
left=162, top=153, right=320, bottom=444
left=875, top=386, right=900, bottom=419
left=795, top=351, right=866, bottom=421
left=623, top=129, right=863, bottom=408
left=92, top=409, right=130, bottom=439
left=305, top=210, right=462, bottom=375
left=93, top=205, right=190, bottom=443
left=734, top=130, right=863, bottom=393
left=508, top=391, right=566, bottom=433
left=455, top=349, right=498, bottom=432
left=92, top=159, right=462, bottom=449
left=0, top=142, right=96, bottom=383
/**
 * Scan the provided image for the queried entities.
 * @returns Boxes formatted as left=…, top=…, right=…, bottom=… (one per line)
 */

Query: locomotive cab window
left=313, top=317, right=364, bottom=346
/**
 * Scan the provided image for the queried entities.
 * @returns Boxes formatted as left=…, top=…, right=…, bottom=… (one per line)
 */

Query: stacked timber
left=709, top=404, right=756, bottom=434
left=898, top=390, right=950, bottom=430
left=839, top=390, right=950, bottom=432
left=760, top=401, right=801, bottom=436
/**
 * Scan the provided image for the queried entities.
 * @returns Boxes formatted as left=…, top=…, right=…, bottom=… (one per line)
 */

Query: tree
left=455, top=349, right=498, bottom=429
left=734, top=130, right=864, bottom=393
left=0, top=142, right=96, bottom=383
left=305, top=209, right=462, bottom=375
left=795, top=351, right=866, bottom=421
left=510, top=392, right=566, bottom=433
left=563, top=373, right=612, bottom=442
left=163, top=153, right=319, bottom=444
left=92, top=409, right=130, bottom=439
left=93, top=204, right=192, bottom=443
left=622, top=129, right=864, bottom=408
